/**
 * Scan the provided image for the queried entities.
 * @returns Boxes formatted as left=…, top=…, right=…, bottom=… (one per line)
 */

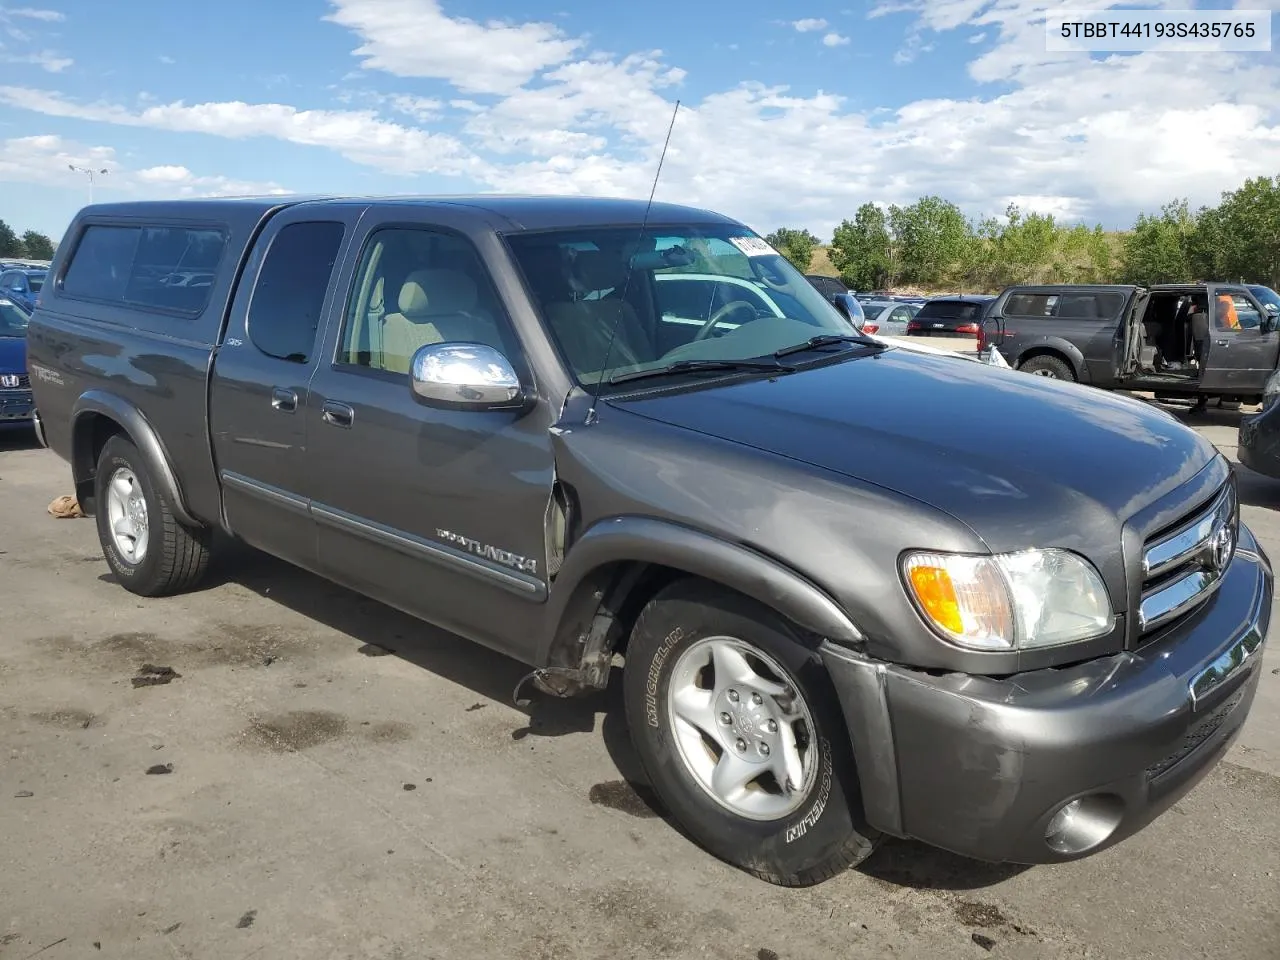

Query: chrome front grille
left=1138, top=481, right=1238, bottom=635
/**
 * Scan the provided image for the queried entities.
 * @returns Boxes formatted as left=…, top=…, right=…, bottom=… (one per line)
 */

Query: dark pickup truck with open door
left=981, top=283, right=1280, bottom=406
left=24, top=196, right=1272, bottom=888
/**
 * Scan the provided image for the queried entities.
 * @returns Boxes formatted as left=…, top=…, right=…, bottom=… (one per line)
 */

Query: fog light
left=1043, top=794, right=1124, bottom=855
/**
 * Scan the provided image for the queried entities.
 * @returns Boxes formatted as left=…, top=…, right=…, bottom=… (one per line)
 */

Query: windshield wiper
left=774, top=333, right=887, bottom=358
left=609, top=358, right=794, bottom=385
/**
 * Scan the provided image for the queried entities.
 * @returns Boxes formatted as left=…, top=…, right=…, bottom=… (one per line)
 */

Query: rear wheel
left=623, top=580, right=879, bottom=886
left=94, top=434, right=212, bottom=597
left=1019, top=354, right=1075, bottom=381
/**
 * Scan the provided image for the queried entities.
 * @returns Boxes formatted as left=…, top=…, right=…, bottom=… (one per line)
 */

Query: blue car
left=0, top=295, right=34, bottom=430
left=0, top=266, right=47, bottom=312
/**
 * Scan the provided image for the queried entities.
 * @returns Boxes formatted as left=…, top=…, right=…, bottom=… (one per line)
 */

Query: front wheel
left=622, top=580, right=879, bottom=886
left=94, top=434, right=212, bottom=597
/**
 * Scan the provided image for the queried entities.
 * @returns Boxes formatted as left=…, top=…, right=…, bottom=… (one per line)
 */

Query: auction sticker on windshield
left=730, top=236, right=779, bottom=257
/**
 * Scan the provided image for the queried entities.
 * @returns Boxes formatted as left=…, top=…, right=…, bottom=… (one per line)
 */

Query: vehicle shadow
left=0, top=424, right=41, bottom=452
left=99, top=541, right=1029, bottom=892
left=1233, top=461, right=1280, bottom=510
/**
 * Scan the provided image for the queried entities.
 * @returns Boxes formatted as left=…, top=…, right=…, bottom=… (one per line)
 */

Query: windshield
left=0, top=299, right=30, bottom=336
left=506, top=224, right=859, bottom=388
left=1248, top=285, right=1280, bottom=312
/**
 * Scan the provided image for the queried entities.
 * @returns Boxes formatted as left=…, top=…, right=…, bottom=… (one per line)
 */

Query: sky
left=0, top=0, right=1278, bottom=243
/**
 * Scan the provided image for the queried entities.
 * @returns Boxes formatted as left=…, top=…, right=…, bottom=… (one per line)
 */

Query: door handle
left=321, top=400, right=355, bottom=428
left=1215, top=339, right=1229, bottom=346
left=271, top=387, right=297, bottom=412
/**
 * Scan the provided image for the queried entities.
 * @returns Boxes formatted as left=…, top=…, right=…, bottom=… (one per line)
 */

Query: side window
left=0, top=272, right=16, bottom=291
left=890, top=306, right=913, bottom=323
left=62, top=223, right=227, bottom=313
left=1214, top=291, right=1261, bottom=331
left=1005, top=294, right=1055, bottom=318
left=246, top=221, right=346, bottom=364
left=62, top=226, right=140, bottom=303
left=1055, top=294, right=1099, bottom=319
left=338, top=227, right=512, bottom=376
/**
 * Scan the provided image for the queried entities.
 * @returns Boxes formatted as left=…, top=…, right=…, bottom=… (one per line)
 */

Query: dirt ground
left=1, top=400, right=1278, bottom=960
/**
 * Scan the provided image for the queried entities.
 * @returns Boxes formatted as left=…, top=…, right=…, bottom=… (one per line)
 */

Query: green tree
left=888, top=196, right=972, bottom=286
left=1205, top=175, right=1280, bottom=285
left=1121, top=200, right=1196, bottom=285
left=829, top=203, right=893, bottom=290
left=20, top=230, right=54, bottom=260
left=0, top=219, right=23, bottom=258
left=765, top=227, right=819, bottom=273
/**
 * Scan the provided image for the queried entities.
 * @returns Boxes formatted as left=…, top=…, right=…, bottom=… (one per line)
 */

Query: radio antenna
left=585, top=99, right=681, bottom=423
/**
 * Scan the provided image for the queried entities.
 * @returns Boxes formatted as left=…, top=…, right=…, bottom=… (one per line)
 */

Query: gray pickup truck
left=981, top=282, right=1280, bottom=406
left=26, top=196, right=1272, bottom=887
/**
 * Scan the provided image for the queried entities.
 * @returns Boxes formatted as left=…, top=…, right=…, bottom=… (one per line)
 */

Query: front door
left=303, top=219, right=557, bottom=658
left=1200, top=285, right=1279, bottom=394
left=208, top=206, right=365, bottom=570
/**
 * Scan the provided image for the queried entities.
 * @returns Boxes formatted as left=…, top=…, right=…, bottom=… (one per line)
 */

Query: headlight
left=902, top=549, right=1114, bottom=651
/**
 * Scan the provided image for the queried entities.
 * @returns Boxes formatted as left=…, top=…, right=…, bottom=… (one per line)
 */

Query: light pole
left=67, top=164, right=108, bottom=204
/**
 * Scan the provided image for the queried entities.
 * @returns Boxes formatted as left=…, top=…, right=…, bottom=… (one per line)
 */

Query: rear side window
left=62, top=224, right=227, bottom=314
left=246, top=221, right=346, bottom=363
left=1005, top=294, right=1057, bottom=317
left=1004, top=291, right=1126, bottom=320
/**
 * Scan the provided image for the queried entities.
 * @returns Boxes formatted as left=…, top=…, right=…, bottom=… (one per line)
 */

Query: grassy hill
left=805, top=232, right=1131, bottom=295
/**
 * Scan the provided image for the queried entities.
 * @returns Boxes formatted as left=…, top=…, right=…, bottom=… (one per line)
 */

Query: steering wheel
left=693, top=300, right=756, bottom=341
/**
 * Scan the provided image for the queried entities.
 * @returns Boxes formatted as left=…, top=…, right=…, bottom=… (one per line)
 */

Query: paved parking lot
left=2, top=397, right=1278, bottom=960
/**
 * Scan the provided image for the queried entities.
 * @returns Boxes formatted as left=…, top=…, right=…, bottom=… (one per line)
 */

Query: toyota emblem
left=1208, top=524, right=1234, bottom=572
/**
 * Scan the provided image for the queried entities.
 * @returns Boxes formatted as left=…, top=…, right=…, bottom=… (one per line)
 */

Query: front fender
left=540, top=515, right=865, bottom=664
left=1015, top=336, right=1087, bottom=379
left=71, top=390, right=200, bottom=527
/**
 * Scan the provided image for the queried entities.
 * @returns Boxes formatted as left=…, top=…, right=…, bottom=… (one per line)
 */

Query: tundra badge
left=436, top=528, right=538, bottom=575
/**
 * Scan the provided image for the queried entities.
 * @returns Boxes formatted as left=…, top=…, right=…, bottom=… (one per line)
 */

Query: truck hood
left=0, top=335, right=26, bottom=373
left=611, top=347, right=1218, bottom=551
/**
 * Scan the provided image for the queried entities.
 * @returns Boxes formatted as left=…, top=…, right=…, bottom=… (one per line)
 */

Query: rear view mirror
left=410, top=342, right=527, bottom=411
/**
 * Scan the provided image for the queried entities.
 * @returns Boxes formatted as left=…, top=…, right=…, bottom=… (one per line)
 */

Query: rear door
left=1200, top=285, right=1278, bottom=393
left=208, top=204, right=366, bottom=570
left=1113, top=290, right=1149, bottom=382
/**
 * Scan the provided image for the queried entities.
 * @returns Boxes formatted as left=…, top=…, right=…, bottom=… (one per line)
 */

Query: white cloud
left=0, top=49, right=71, bottom=71
left=0, top=5, right=69, bottom=65
left=387, top=94, right=442, bottom=121
left=822, top=32, right=851, bottom=47
left=324, top=0, right=581, bottom=95
left=0, top=134, right=289, bottom=200
left=3, top=1, right=1280, bottom=239
left=792, top=18, right=828, bottom=32
left=0, top=86, right=482, bottom=177
left=1, top=7, right=65, bottom=21
left=158, top=55, right=175, bottom=64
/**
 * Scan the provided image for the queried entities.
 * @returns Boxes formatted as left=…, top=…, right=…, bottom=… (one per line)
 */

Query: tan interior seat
left=544, top=251, right=653, bottom=376
left=379, top=268, right=501, bottom=374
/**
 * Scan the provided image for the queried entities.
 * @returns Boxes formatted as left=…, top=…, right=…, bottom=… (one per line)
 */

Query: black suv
left=905, top=295, right=995, bottom=337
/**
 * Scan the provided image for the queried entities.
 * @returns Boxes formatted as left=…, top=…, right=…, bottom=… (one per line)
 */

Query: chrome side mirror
left=409, top=342, right=526, bottom=411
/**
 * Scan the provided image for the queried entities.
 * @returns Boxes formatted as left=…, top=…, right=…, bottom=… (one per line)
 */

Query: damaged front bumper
left=820, top=523, right=1272, bottom=864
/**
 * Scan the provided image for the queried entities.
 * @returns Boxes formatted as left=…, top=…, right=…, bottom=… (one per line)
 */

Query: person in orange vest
left=1216, top=293, right=1241, bottom=330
